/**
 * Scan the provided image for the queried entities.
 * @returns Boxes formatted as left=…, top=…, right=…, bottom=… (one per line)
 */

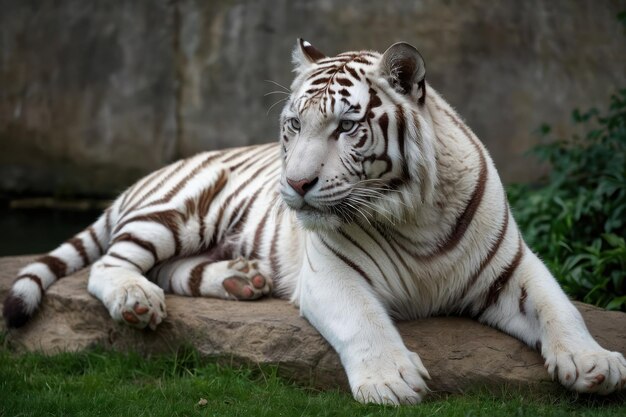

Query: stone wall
left=1, top=0, right=625, bottom=197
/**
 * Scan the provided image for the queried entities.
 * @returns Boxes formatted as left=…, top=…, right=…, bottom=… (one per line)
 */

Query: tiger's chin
left=293, top=205, right=344, bottom=231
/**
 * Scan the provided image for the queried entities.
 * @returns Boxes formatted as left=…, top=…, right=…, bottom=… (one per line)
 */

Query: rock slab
left=1, top=255, right=626, bottom=395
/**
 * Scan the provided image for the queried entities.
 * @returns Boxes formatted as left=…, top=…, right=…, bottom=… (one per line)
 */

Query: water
left=0, top=206, right=103, bottom=256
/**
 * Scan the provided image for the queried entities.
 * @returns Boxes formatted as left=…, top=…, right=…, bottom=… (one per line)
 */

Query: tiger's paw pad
left=105, top=278, right=167, bottom=331
left=221, top=258, right=271, bottom=300
left=350, top=350, right=430, bottom=405
left=545, top=349, right=626, bottom=394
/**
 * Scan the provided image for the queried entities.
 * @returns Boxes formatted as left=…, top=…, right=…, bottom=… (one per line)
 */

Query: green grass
left=0, top=344, right=624, bottom=417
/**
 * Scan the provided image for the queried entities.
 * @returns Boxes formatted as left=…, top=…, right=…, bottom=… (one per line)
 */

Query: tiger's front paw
left=102, top=274, right=167, bottom=331
left=348, top=349, right=430, bottom=405
left=545, top=348, right=626, bottom=394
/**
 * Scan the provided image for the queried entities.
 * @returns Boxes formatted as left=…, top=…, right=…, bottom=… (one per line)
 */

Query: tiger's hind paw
left=221, top=258, right=271, bottom=300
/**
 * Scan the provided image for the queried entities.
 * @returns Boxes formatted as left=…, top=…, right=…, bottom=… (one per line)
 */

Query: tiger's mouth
left=282, top=199, right=347, bottom=230
left=298, top=203, right=318, bottom=212
left=294, top=206, right=343, bottom=230
left=280, top=185, right=353, bottom=229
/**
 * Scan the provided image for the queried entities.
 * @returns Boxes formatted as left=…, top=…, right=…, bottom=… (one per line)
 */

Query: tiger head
left=279, top=40, right=436, bottom=230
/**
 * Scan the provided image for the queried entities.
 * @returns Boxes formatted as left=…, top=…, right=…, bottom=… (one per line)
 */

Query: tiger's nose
left=287, top=177, right=319, bottom=197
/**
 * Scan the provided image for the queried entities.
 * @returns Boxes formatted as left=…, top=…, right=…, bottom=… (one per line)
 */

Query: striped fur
left=4, top=40, right=625, bottom=404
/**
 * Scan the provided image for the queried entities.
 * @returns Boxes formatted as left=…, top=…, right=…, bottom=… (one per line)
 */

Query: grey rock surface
left=2, top=255, right=626, bottom=394
left=0, top=1, right=178, bottom=196
left=1, top=0, right=625, bottom=196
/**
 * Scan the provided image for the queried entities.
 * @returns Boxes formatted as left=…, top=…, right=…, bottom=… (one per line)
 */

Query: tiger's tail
left=3, top=210, right=112, bottom=328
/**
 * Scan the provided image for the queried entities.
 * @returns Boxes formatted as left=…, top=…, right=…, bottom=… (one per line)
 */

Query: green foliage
left=508, top=89, right=626, bottom=311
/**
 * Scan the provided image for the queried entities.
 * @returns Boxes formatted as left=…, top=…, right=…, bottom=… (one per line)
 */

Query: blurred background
left=1, top=1, right=625, bottom=259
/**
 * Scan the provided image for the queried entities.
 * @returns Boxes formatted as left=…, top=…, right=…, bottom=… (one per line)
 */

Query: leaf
left=606, top=296, right=626, bottom=311
left=603, top=233, right=625, bottom=248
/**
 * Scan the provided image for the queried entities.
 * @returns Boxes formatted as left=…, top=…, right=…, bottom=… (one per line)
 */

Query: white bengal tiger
left=4, top=40, right=625, bottom=404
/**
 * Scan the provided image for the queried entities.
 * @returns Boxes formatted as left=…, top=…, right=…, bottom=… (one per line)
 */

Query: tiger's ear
left=380, top=42, right=426, bottom=104
left=292, top=38, right=326, bottom=72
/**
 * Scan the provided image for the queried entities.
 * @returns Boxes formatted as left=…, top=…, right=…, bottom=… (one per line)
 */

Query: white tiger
left=4, top=40, right=625, bottom=405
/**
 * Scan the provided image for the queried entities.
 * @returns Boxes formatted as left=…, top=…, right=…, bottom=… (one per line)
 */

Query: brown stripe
left=352, top=56, right=373, bottom=65
left=230, top=181, right=269, bottom=235
left=108, top=252, right=143, bottom=272
left=344, top=65, right=360, bottom=81
left=441, top=105, right=478, bottom=150
left=229, top=145, right=275, bottom=172
left=221, top=146, right=257, bottom=163
left=184, top=198, right=197, bottom=219
left=414, top=106, right=488, bottom=259
left=115, top=209, right=182, bottom=256
left=198, top=171, right=228, bottom=217
left=225, top=203, right=244, bottom=231
left=87, top=226, right=104, bottom=255
left=35, top=255, right=67, bottom=279
left=308, top=67, right=333, bottom=79
left=319, top=187, right=352, bottom=201
left=140, top=154, right=222, bottom=209
left=367, top=88, right=382, bottom=110
left=198, top=171, right=229, bottom=242
left=519, top=285, right=528, bottom=315
left=16, top=273, right=44, bottom=292
left=335, top=77, right=353, bottom=87
left=458, top=195, right=510, bottom=301
left=210, top=206, right=227, bottom=247
left=379, top=112, right=389, bottom=145
left=434, top=152, right=487, bottom=254
left=112, top=233, right=159, bottom=262
left=355, top=133, right=369, bottom=148
left=227, top=150, right=264, bottom=172
left=249, top=208, right=270, bottom=259
left=120, top=166, right=163, bottom=211
left=338, top=88, right=351, bottom=97
left=339, top=229, right=390, bottom=288
left=119, top=189, right=131, bottom=211
left=188, top=261, right=211, bottom=297
left=370, top=224, right=413, bottom=296
left=477, top=234, right=525, bottom=317
left=211, top=162, right=277, bottom=246
left=236, top=146, right=277, bottom=174
left=320, top=237, right=372, bottom=286
left=67, top=237, right=90, bottom=266
left=311, top=77, right=330, bottom=85
left=395, top=105, right=409, bottom=179
left=269, top=218, right=281, bottom=282
left=125, top=159, right=186, bottom=213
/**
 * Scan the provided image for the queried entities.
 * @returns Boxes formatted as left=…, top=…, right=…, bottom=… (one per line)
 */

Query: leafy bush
left=508, top=89, right=626, bottom=311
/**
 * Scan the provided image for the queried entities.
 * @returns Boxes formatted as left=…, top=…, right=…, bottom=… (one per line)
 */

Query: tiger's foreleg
left=478, top=248, right=626, bottom=394
left=87, top=218, right=177, bottom=330
left=148, top=255, right=271, bottom=300
left=298, top=234, right=430, bottom=405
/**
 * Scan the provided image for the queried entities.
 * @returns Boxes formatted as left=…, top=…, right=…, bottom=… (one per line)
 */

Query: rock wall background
left=1, top=0, right=625, bottom=197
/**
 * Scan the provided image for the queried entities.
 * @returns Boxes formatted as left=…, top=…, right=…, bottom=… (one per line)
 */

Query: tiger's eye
left=340, top=120, right=356, bottom=132
left=289, top=118, right=301, bottom=131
